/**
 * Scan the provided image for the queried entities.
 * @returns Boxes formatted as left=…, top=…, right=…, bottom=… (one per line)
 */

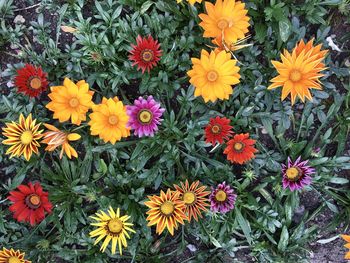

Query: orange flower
left=223, top=133, right=257, bottom=164
left=173, top=180, right=210, bottom=222
left=341, top=234, right=350, bottom=259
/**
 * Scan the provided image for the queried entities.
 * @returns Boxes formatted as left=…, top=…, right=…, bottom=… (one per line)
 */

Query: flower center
left=141, top=49, right=154, bottom=62
left=183, top=192, right=196, bottom=205
left=8, top=257, right=21, bottom=263
left=108, top=219, right=123, bottom=234
left=20, top=130, right=33, bottom=145
left=108, top=115, right=119, bottom=125
left=215, top=190, right=227, bottom=202
left=207, top=70, right=218, bottom=82
left=286, top=167, right=302, bottom=181
left=138, top=109, right=153, bottom=124
left=69, top=98, right=79, bottom=108
left=29, top=77, right=42, bottom=89
left=25, top=194, right=41, bottom=209
left=233, top=142, right=244, bottom=152
left=217, top=18, right=231, bottom=30
left=290, top=70, right=302, bottom=82
left=211, top=124, right=221, bottom=134
left=160, top=201, right=174, bottom=216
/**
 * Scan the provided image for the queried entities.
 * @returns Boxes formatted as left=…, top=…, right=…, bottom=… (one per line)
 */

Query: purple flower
left=282, top=156, right=315, bottom=191
left=126, top=96, right=165, bottom=137
left=209, top=182, right=237, bottom=214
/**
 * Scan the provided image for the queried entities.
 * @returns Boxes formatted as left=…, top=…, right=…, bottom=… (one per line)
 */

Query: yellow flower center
left=211, top=125, right=221, bottom=134
left=207, top=70, right=218, bottom=82
left=108, top=115, right=119, bottom=125
left=286, top=167, right=301, bottom=181
left=20, top=130, right=33, bottom=145
left=29, top=194, right=41, bottom=206
left=138, top=110, right=153, bottom=124
left=141, top=49, right=154, bottom=62
left=30, top=77, right=42, bottom=89
left=290, top=70, right=302, bottom=82
left=160, top=201, right=174, bottom=216
left=215, top=190, right=227, bottom=202
left=183, top=192, right=196, bottom=205
left=217, top=18, right=231, bottom=30
left=25, top=194, right=41, bottom=209
left=69, top=98, right=79, bottom=108
left=108, top=218, right=123, bottom=234
left=233, top=142, right=244, bottom=152
left=8, top=257, right=21, bottom=263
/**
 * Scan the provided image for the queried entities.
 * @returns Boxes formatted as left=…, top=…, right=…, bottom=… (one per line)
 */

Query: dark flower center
left=211, top=124, right=221, bottom=134
left=141, top=49, right=154, bottom=62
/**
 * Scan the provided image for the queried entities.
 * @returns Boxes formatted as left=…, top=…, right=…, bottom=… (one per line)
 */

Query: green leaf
left=279, top=20, right=291, bottom=42
left=329, top=177, right=349, bottom=184
left=235, top=208, right=252, bottom=244
left=140, top=1, right=154, bottom=14
left=278, top=226, right=289, bottom=251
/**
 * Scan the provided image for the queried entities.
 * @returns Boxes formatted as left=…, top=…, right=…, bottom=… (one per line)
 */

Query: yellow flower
left=41, top=124, right=81, bottom=159
left=177, top=0, right=202, bottom=5
left=145, top=189, right=187, bottom=235
left=2, top=114, right=43, bottom=161
left=199, top=0, right=250, bottom=46
left=187, top=49, right=240, bottom=102
left=268, top=39, right=328, bottom=105
left=88, top=97, right=130, bottom=144
left=46, top=78, right=94, bottom=125
left=341, top=234, right=350, bottom=259
left=89, top=207, right=135, bottom=255
left=0, top=247, right=31, bottom=263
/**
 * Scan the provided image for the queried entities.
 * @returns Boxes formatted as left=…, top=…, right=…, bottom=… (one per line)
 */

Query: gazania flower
left=145, top=189, right=187, bottom=235
left=8, top=182, right=53, bottom=226
left=199, top=0, right=250, bottom=46
left=173, top=180, right=210, bottom=222
left=14, top=64, right=48, bottom=98
left=129, top=35, right=162, bottom=74
left=268, top=39, right=328, bottom=105
left=209, top=181, right=236, bottom=213
left=187, top=49, right=240, bottom=103
left=2, top=114, right=43, bottom=161
left=205, top=116, right=233, bottom=145
left=42, top=124, right=81, bottom=159
left=223, top=133, right=257, bottom=164
left=89, top=207, right=135, bottom=255
left=89, top=97, right=130, bottom=144
left=341, top=234, right=350, bottom=259
left=126, top=96, right=165, bottom=137
left=282, top=156, right=315, bottom=191
left=46, top=78, right=94, bottom=125
left=0, top=248, right=31, bottom=263
left=177, top=0, right=202, bottom=5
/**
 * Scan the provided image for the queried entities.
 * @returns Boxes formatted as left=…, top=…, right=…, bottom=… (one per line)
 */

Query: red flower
left=14, top=64, right=48, bottom=98
left=129, top=35, right=162, bottom=74
left=205, top=116, right=233, bottom=145
left=223, top=133, right=257, bottom=164
left=8, top=182, right=53, bottom=226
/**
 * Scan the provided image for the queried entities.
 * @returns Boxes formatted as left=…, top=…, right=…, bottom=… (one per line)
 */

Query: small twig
left=14, top=3, right=41, bottom=12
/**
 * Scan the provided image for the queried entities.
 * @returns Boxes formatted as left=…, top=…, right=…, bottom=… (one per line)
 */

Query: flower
left=268, top=39, right=328, bottom=105
left=223, top=133, right=257, bottom=164
left=199, top=0, right=250, bottom=46
left=2, top=114, right=43, bottom=161
left=177, top=0, right=202, bottom=5
left=209, top=181, right=236, bottom=213
left=8, top=182, right=53, bottom=226
left=341, top=234, right=350, bottom=259
left=173, top=180, right=210, bottom=222
left=126, top=96, right=165, bottom=137
left=89, top=97, right=130, bottom=144
left=145, top=189, right=187, bottom=235
left=41, top=124, right=81, bottom=159
left=14, top=64, right=48, bottom=98
left=282, top=156, right=315, bottom=191
left=129, top=35, right=162, bottom=74
left=0, top=248, right=31, bottom=263
left=89, top=207, right=135, bottom=255
left=187, top=49, right=240, bottom=103
left=46, top=78, right=94, bottom=125
left=205, top=116, right=233, bottom=145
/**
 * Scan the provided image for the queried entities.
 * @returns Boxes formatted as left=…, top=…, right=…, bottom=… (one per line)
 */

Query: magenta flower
left=282, top=156, right=315, bottom=191
left=209, top=182, right=237, bottom=214
left=126, top=96, right=165, bottom=137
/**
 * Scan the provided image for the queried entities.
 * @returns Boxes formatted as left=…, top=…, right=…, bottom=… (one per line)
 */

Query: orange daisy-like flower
left=268, top=39, right=328, bottom=105
left=205, top=116, right=233, bottom=145
left=144, top=189, right=187, bottom=235
left=173, top=180, right=210, bottom=222
left=223, top=133, right=257, bottom=164
left=199, top=0, right=250, bottom=46
left=0, top=247, right=31, bottom=263
left=46, top=78, right=94, bottom=125
left=177, top=0, right=202, bottom=5
left=341, top=234, right=350, bottom=259
left=42, top=124, right=81, bottom=159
